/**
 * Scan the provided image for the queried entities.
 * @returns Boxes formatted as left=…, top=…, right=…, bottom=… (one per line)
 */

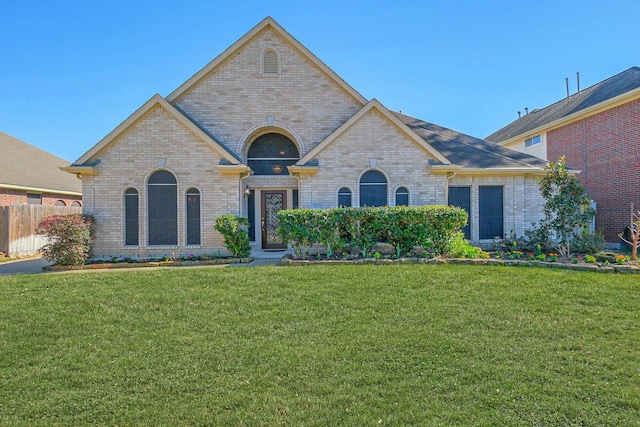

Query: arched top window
left=263, top=49, right=279, bottom=75
left=148, top=170, right=177, bottom=245
left=338, top=187, right=352, bottom=207
left=359, top=170, right=387, bottom=207
left=148, top=170, right=177, bottom=185
left=71, top=201, right=81, bottom=207
left=395, top=187, right=409, bottom=206
left=55, top=200, right=66, bottom=206
left=124, top=188, right=139, bottom=246
left=186, top=188, right=201, bottom=246
left=247, top=133, right=299, bottom=175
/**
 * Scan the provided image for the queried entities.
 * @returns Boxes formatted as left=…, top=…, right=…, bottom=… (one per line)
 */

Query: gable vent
left=263, top=50, right=278, bottom=75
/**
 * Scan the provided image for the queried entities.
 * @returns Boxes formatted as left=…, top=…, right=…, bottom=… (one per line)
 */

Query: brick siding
left=82, top=24, right=546, bottom=256
left=0, top=188, right=81, bottom=207
left=547, top=98, right=640, bottom=241
left=82, top=106, right=239, bottom=258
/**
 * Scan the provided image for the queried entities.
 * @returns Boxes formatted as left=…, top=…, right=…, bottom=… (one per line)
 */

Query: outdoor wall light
left=244, top=186, right=251, bottom=197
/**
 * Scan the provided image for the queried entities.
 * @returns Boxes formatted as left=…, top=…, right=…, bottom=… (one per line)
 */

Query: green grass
left=1, top=265, right=638, bottom=426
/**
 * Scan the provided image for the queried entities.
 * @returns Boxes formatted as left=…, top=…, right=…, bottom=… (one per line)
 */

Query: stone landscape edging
left=279, top=256, right=640, bottom=274
left=44, top=257, right=254, bottom=272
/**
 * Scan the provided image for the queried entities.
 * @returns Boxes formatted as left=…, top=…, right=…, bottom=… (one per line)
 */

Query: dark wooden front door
left=261, top=190, right=287, bottom=250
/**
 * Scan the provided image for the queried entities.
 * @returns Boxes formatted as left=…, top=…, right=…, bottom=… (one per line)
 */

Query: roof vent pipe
left=566, top=77, right=570, bottom=99
left=576, top=72, right=581, bottom=94
left=525, top=107, right=529, bottom=115
left=517, top=111, right=521, bottom=119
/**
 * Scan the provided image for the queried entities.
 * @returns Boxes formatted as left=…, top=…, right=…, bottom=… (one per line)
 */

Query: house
left=0, top=131, right=82, bottom=207
left=486, top=67, right=640, bottom=244
left=64, top=17, right=548, bottom=259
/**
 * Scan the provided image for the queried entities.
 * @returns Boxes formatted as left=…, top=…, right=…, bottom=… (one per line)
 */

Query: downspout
left=290, top=173, right=301, bottom=208
left=239, top=171, right=251, bottom=217
left=445, top=172, right=457, bottom=205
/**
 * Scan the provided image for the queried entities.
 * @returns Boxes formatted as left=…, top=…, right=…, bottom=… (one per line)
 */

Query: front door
left=261, top=190, right=287, bottom=250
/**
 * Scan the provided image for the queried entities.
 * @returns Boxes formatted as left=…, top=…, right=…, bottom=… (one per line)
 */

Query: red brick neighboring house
left=486, top=67, right=640, bottom=244
left=0, top=131, right=82, bottom=207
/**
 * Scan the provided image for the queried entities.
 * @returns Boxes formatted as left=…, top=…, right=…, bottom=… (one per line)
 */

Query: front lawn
left=0, top=265, right=638, bottom=425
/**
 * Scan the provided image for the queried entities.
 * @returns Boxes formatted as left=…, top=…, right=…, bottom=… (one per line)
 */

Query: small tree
left=37, top=214, right=95, bottom=266
left=537, top=156, right=595, bottom=259
left=214, top=215, right=251, bottom=258
left=619, top=203, right=640, bottom=261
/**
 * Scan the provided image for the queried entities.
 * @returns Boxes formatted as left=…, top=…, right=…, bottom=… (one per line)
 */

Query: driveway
left=0, top=258, right=52, bottom=276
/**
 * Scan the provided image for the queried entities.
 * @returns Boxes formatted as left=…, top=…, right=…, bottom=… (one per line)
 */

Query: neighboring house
left=0, top=131, right=82, bottom=207
left=64, top=17, right=548, bottom=259
left=486, top=67, right=640, bottom=244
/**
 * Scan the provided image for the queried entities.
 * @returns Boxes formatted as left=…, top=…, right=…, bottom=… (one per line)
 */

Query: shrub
left=37, top=214, right=95, bottom=266
left=341, top=207, right=385, bottom=257
left=448, top=232, right=489, bottom=259
left=594, top=252, right=617, bottom=264
left=277, top=209, right=322, bottom=258
left=214, top=215, right=251, bottom=258
left=277, top=205, right=467, bottom=258
left=535, top=156, right=595, bottom=258
left=571, top=229, right=605, bottom=254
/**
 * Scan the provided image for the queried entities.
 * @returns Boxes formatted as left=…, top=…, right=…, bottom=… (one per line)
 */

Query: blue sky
left=2, top=0, right=639, bottom=162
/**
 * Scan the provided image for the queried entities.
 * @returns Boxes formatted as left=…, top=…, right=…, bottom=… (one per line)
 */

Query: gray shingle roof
left=394, top=113, right=548, bottom=170
left=486, top=66, right=640, bottom=143
left=0, top=131, right=82, bottom=194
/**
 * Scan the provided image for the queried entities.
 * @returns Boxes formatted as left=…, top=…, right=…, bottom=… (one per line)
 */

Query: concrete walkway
left=0, top=257, right=53, bottom=276
left=0, top=256, right=282, bottom=276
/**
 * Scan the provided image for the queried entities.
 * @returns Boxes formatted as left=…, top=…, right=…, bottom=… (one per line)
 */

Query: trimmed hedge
left=277, top=206, right=467, bottom=258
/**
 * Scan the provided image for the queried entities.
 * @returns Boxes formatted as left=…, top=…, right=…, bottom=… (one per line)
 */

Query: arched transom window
left=247, top=133, right=299, bottom=175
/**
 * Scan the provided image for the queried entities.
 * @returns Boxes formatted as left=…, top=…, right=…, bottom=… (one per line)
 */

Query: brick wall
left=0, top=188, right=82, bottom=207
left=547, top=98, right=640, bottom=242
left=173, top=28, right=363, bottom=159
left=303, top=109, right=448, bottom=207
left=82, top=106, right=239, bottom=259
left=448, top=174, right=544, bottom=245
left=82, top=25, right=549, bottom=255
left=302, top=109, right=546, bottom=246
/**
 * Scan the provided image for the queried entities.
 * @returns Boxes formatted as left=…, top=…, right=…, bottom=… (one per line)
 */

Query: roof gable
left=73, top=94, right=241, bottom=166
left=167, top=17, right=367, bottom=106
left=298, top=99, right=450, bottom=165
left=487, top=66, right=640, bottom=144
left=0, top=131, right=82, bottom=194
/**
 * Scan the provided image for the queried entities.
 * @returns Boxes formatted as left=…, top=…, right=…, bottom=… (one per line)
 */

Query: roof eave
left=74, top=94, right=241, bottom=165
left=441, top=167, right=546, bottom=176
left=299, top=99, right=451, bottom=165
left=288, top=165, right=319, bottom=175
left=0, top=182, right=82, bottom=196
left=217, top=164, right=252, bottom=176
left=60, top=165, right=99, bottom=177
left=497, top=86, right=640, bottom=146
left=166, top=17, right=367, bottom=106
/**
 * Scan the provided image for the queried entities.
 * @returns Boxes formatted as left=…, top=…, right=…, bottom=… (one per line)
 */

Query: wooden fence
left=0, top=204, right=82, bottom=257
